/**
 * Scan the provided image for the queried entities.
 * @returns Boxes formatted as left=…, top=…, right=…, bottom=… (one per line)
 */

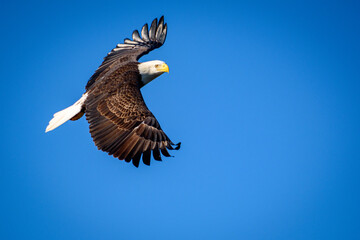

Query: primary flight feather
left=46, top=16, right=180, bottom=167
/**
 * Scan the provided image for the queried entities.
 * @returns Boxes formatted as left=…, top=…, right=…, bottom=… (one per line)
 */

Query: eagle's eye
left=155, top=64, right=159, bottom=68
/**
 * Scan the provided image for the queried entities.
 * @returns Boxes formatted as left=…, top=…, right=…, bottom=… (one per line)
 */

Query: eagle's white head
left=138, top=60, right=169, bottom=86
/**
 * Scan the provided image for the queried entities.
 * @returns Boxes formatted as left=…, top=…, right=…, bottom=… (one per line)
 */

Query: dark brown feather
left=132, top=152, right=142, bottom=167
left=142, top=149, right=151, bottom=166
left=153, top=148, right=162, bottom=161
left=70, top=109, right=85, bottom=121
left=161, top=147, right=171, bottom=157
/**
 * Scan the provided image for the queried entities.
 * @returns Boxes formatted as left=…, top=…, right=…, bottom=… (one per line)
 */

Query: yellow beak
left=156, top=63, right=169, bottom=73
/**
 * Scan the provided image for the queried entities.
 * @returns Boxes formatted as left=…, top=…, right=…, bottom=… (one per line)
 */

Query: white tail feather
left=45, top=93, right=88, bottom=133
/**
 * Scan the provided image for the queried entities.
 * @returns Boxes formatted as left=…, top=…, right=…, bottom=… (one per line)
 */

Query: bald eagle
left=46, top=16, right=180, bottom=167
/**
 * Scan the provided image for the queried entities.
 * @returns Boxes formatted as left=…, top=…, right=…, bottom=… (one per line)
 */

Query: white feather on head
left=138, top=60, right=169, bottom=86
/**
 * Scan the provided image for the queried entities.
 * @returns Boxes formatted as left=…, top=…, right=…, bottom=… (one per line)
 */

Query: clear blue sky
left=1, top=0, right=359, bottom=239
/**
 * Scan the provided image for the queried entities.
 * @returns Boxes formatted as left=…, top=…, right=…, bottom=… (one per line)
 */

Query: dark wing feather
left=85, top=16, right=167, bottom=90
left=85, top=83, right=180, bottom=167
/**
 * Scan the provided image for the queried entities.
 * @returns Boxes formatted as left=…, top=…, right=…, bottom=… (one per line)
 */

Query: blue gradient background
left=1, top=0, right=359, bottom=239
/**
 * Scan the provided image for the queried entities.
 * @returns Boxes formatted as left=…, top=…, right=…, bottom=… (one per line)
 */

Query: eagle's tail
left=45, top=93, right=88, bottom=133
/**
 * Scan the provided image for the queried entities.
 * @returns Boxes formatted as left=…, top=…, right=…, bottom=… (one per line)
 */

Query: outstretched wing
left=85, top=84, right=180, bottom=167
left=86, top=16, right=167, bottom=90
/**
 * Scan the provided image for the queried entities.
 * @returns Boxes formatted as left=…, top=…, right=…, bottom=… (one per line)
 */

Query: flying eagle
left=46, top=16, right=180, bottom=167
